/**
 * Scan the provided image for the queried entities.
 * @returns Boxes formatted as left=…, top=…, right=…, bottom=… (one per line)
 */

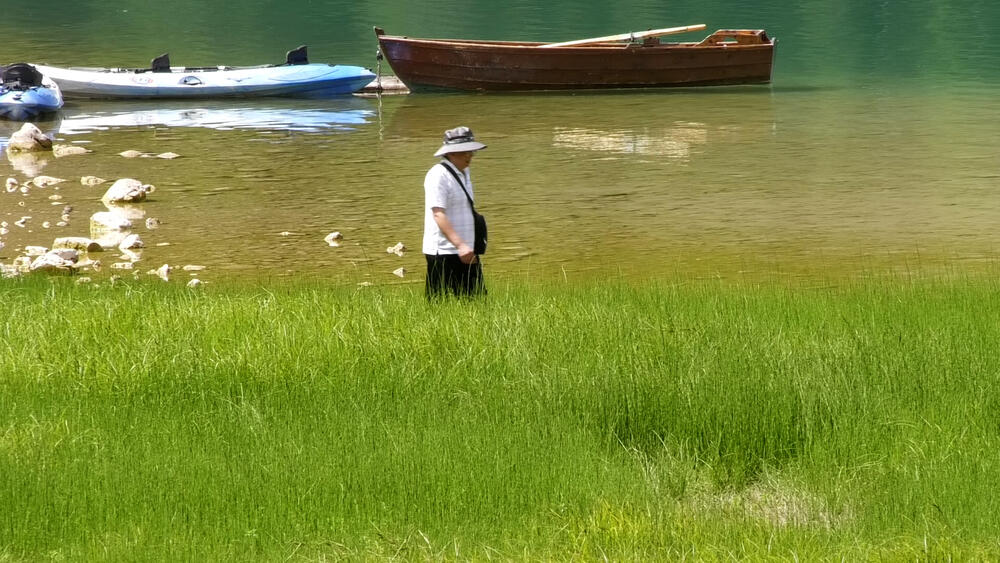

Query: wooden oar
left=540, top=24, right=706, bottom=48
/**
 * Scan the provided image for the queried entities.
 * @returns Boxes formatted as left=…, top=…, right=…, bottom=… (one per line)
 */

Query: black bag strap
left=439, top=162, right=477, bottom=212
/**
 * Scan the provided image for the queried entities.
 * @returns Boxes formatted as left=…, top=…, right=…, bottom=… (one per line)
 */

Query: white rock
left=324, top=231, right=343, bottom=247
left=25, top=246, right=49, bottom=256
left=386, top=242, right=406, bottom=256
left=49, top=248, right=79, bottom=262
left=119, top=150, right=144, bottom=158
left=145, top=217, right=161, bottom=229
left=110, top=262, right=134, bottom=270
left=5, top=178, right=17, bottom=191
left=182, top=265, right=206, bottom=271
left=156, top=152, right=181, bottom=159
left=6, top=123, right=52, bottom=152
left=118, top=233, right=144, bottom=250
left=29, top=250, right=78, bottom=273
left=152, top=264, right=171, bottom=281
left=75, top=277, right=93, bottom=285
left=102, top=178, right=154, bottom=205
left=392, top=267, right=406, bottom=278
left=186, top=278, right=203, bottom=288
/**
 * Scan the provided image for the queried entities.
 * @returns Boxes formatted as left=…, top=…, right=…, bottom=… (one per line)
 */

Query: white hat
left=433, top=126, right=487, bottom=157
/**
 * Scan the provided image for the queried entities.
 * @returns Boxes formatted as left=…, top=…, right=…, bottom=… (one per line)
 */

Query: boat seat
left=1, top=62, right=44, bottom=88
left=285, top=45, right=308, bottom=65
left=151, top=53, right=171, bottom=73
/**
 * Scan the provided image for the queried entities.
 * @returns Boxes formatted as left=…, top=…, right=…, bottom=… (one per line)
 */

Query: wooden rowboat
left=374, top=26, right=776, bottom=92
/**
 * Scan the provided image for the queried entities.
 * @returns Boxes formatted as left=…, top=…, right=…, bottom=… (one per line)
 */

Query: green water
left=2, top=1, right=999, bottom=283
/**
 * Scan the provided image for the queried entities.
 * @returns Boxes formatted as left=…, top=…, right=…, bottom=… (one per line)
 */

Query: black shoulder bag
left=440, top=163, right=488, bottom=255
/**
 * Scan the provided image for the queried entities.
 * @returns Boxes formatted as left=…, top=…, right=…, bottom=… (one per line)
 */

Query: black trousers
left=425, top=254, right=485, bottom=298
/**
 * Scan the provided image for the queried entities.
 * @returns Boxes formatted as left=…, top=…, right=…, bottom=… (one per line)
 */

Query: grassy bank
left=2, top=275, right=999, bottom=560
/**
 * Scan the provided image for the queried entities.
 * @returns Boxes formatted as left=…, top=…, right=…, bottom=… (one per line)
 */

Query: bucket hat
left=433, top=126, right=487, bottom=157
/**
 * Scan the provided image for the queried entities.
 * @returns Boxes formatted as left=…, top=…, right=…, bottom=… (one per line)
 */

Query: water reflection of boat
left=380, top=89, right=773, bottom=159
left=57, top=98, right=376, bottom=134
left=553, top=123, right=708, bottom=158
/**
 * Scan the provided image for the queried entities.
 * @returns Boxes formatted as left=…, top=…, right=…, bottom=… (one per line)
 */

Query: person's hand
left=458, top=243, right=477, bottom=264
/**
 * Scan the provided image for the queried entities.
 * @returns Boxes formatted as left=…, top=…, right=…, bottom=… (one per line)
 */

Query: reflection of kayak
left=57, top=98, right=375, bottom=134
left=0, top=63, right=64, bottom=120
left=33, top=46, right=375, bottom=99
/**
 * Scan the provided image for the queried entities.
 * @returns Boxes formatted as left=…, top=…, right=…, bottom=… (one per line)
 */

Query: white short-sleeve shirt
left=423, top=160, right=476, bottom=255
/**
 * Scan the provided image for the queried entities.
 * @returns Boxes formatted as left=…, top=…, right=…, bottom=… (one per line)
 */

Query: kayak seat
left=285, top=45, right=308, bottom=65
left=1, top=63, right=44, bottom=89
left=151, top=53, right=171, bottom=73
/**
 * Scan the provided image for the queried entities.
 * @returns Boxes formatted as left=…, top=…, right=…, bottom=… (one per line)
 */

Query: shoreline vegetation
left=3, top=273, right=1000, bottom=560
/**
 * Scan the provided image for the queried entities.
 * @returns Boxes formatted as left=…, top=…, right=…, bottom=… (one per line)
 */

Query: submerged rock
left=53, top=145, right=92, bottom=158
left=119, top=150, right=145, bottom=158
left=1, top=263, right=21, bottom=278
left=53, top=237, right=103, bottom=252
left=102, top=178, right=155, bottom=205
left=90, top=210, right=133, bottom=231
left=31, top=175, right=66, bottom=188
left=81, top=176, right=107, bottom=186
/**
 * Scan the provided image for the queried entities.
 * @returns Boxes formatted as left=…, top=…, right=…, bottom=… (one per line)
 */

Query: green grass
left=2, top=275, right=1000, bottom=560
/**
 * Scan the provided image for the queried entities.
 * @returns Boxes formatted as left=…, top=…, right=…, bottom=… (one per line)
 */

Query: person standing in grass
left=423, top=126, right=487, bottom=298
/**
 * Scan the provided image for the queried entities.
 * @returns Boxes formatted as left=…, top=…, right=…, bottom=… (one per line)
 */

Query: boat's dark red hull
left=375, top=29, right=776, bottom=92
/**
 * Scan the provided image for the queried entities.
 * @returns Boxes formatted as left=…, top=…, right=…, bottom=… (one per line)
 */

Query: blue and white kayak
left=32, top=46, right=376, bottom=99
left=0, top=63, right=64, bottom=120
